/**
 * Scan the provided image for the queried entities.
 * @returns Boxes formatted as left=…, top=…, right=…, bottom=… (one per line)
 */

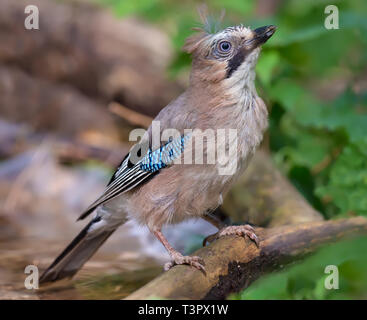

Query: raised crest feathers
left=183, top=4, right=226, bottom=54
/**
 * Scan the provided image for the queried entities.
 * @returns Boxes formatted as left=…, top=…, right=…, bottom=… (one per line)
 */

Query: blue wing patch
left=78, top=133, right=190, bottom=220
left=140, top=134, right=190, bottom=173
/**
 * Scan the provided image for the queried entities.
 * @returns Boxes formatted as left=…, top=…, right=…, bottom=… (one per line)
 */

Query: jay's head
left=184, top=24, right=276, bottom=84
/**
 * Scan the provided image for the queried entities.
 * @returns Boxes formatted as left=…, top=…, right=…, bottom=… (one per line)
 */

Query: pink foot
left=204, top=224, right=259, bottom=247
left=164, top=252, right=205, bottom=273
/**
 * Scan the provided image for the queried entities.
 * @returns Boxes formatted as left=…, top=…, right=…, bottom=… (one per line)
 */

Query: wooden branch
left=55, top=139, right=129, bottom=167
left=125, top=217, right=367, bottom=300
left=223, top=150, right=324, bottom=227
left=0, top=65, right=120, bottom=138
left=109, top=102, right=153, bottom=128
left=0, top=119, right=128, bottom=167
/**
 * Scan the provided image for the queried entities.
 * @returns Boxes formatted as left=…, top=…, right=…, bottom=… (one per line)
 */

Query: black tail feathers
left=39, top=218, right=115, bottom=284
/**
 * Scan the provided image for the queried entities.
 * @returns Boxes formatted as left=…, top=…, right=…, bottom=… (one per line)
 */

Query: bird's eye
left=218, top=41, right=232, bottom=53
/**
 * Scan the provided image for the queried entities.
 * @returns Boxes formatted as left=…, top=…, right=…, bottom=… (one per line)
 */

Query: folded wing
left=77, top=134, right=190, bottom=220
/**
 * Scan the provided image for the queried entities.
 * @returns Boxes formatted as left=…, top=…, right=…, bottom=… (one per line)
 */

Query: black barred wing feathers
left=77, top=134, right=190, bottom=220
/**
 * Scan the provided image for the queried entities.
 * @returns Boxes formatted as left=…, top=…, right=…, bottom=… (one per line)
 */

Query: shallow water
left=0, top=235, right=162, bottom=299
left=0, top=147, right=216, bottom=299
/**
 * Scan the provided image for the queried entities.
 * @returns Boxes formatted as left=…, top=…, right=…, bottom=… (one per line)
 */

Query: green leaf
left=316, top=145, right=367, bottom=216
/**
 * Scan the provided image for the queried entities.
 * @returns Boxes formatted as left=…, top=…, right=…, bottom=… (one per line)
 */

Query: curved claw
left=202, top=232, right=218, bottom=246
left=247, top=231, right=260, bottom=247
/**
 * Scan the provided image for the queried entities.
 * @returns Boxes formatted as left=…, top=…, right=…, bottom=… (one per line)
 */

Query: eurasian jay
left=40, top=20, right=276, bottom=283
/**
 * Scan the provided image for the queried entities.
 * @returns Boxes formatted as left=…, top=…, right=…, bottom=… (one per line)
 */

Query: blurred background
left=0, top=0, right=366, bottom=299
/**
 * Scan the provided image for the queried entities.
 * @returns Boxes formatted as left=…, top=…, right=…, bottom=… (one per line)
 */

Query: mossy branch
left=126, top=217, right=367, bottom=300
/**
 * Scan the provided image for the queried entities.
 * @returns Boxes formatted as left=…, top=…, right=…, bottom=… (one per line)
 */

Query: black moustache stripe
left=226, top=49, right=249, bottom=78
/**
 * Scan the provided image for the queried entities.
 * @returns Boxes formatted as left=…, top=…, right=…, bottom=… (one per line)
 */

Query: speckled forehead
left=215, top=25, right=253, bottom=40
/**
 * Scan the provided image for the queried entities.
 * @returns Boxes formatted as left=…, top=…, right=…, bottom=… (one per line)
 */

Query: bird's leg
left=202, top=213, right=226, bottom=246
left=152, top=230, right=205, bottom=273
left=202, top=214, right=259, bottom=247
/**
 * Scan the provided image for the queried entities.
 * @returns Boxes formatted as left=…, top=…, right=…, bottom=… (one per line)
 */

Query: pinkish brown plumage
left=40, top=17, right=276, bottom=282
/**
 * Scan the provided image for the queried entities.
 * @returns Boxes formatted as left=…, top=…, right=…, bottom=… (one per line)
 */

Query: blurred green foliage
left=96, top=0, right=367, bottom=299
left=229, top=235, right=367, bottom=300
